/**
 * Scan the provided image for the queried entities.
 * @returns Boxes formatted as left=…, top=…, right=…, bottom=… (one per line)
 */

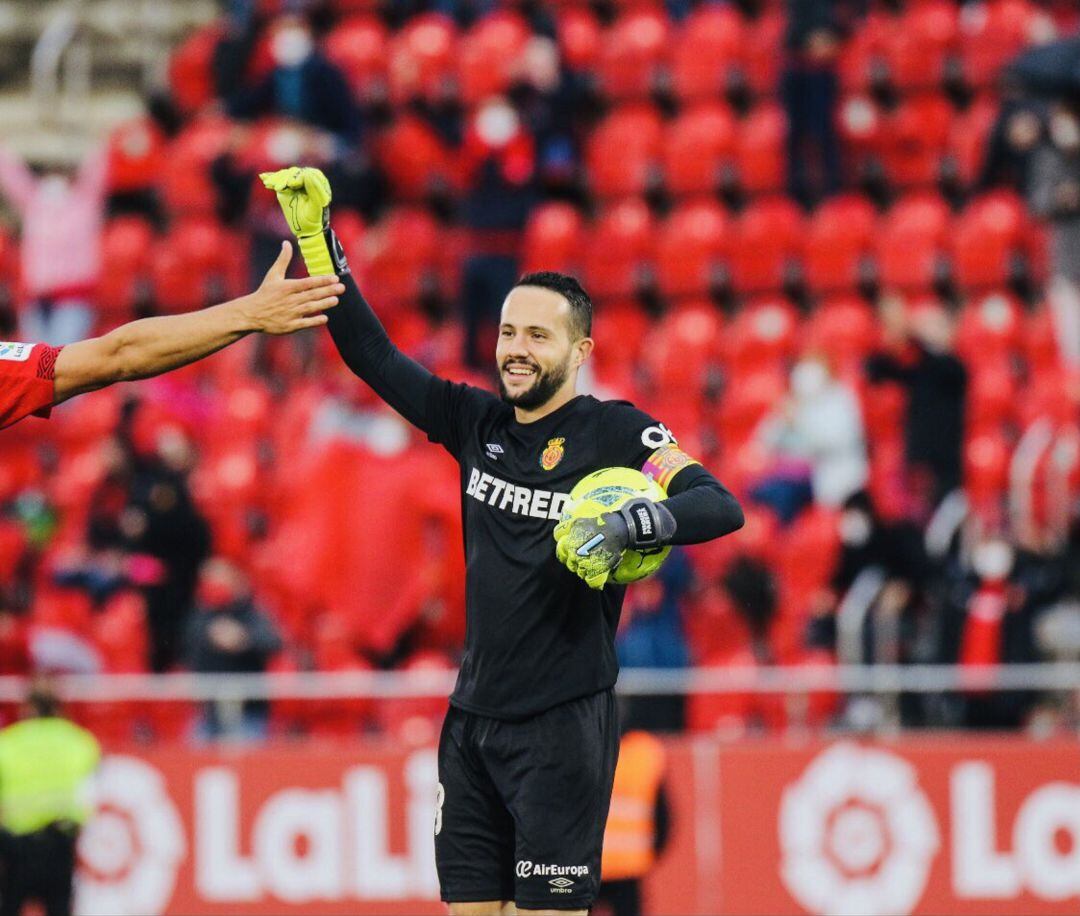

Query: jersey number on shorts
left=434, top=782, right=445, bottom=836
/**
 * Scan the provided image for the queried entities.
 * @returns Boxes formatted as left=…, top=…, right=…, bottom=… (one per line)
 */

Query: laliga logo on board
left=779, top=743, right=940, bottom=916
left=76, top=756, right=186, bottom=916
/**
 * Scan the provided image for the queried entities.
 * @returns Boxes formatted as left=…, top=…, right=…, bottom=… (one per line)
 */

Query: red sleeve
left=0, top=342, right=62, bottom=430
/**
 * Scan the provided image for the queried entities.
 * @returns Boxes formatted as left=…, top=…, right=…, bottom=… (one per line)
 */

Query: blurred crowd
left=3, top=0, right=1080, bottom=742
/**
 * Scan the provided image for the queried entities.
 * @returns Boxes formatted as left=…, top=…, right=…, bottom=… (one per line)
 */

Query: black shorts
left=435, top=689, right=619, bottom=910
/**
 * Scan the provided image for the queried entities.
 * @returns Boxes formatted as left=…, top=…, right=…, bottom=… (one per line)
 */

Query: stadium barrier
left=74, top=730, right=1080, bottom=916
left=25, top=664, right=1076, bottom=915
left=7, top=661, right=1080, bottom=702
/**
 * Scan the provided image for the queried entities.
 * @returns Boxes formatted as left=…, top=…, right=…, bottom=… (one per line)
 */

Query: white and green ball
left=561, top=467, right=671, bottom=585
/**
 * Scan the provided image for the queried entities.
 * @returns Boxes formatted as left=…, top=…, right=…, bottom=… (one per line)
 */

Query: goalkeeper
left=263, top=167, right=742, bottom=916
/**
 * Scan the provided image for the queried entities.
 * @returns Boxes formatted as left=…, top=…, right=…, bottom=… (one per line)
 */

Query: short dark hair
left=514, top=271, right=593, bottom=340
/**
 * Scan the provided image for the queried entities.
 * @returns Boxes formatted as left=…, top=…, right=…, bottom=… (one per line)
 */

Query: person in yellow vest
left=596, top=727, right=671, bottom=916
left=0, top=684, right=100, bottom=916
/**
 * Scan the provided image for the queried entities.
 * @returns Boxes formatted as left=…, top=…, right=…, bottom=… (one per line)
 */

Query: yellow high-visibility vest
left=0, top=717, right=100, bottom=835
left=602, top=730, right=666, bottom=881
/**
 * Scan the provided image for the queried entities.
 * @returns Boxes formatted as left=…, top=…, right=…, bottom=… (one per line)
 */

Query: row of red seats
left=523, top=191, right=1041, bottom=300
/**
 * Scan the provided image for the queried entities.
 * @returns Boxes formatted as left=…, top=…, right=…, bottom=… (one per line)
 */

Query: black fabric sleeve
left=324, top=227, right=497, bottom=455
left=597, top=400, right=744, bottom=545
left=663, top=464, right=745, bottom=545
left=324, top=235, right=436, bottom=432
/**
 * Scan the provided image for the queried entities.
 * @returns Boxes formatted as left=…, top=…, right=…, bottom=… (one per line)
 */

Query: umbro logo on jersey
left=485, top=443, right=504, bottom=460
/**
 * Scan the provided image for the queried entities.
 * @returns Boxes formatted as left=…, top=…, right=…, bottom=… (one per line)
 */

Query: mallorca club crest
left=540, top=437, right=566, bottom=471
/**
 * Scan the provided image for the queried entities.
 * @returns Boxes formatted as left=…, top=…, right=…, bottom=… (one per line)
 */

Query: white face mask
left=40, top=174, right=70, bottom=200
left=272, top=27, right=314, bottom=67
left=839, top=510, right=872, bottom=547
left=475, top=101, right=520, bottom=148
left=1050, top=112, right=1080, bottom=152
left=791, top=360, right=829, bottom=400
left=972, top=539, right=1015, bottom=582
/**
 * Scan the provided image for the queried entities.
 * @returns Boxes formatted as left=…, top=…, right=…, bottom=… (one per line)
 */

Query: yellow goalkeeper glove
left=260, top=166, right=334, bottom=276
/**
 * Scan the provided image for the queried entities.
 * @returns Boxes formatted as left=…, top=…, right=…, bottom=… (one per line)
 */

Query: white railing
left=5, top=663, right=1080, bottom=703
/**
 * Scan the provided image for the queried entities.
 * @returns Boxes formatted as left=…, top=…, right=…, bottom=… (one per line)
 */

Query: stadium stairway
left=0, top=0, right=216, bottom=165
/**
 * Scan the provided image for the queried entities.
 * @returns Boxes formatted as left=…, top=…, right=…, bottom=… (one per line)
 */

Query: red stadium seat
left=717, top=368, right=788, bottom=447
left=388, top=13, right=458, bottom=105
left=804, top=194, right=877, bottom=293
left=950, top=191, right=1027, bottom=291
left=377, top=650, right=453, bottom=745
left=591, top=300, right=651, bottom=381
left=959, top=0, right=1045, bottom=89
left=582, top=198, right=655, bottom=300
left=729, top=196, right=804, bottom=293
left=655, top=199, right=730, bottom=301
left=724, top=297, right=801, bottom=373
left=106, top=116, right=166, bottom=196
left=1023, top=305, right=1061, bottom=373
left=362, top=207, right=443, bottom=308
left=662, top=102, right=737, bottom=197
left=882, top=94, right=953, bottom=188
left=686, top=647, right=758, bottom=735
left=967, top=364, right=1018, bottom=436
left=157, top=115, right=233, bottom=216
left=375, top=115, right=458, bottom=201
left=734, top=104, right=787, bottom=195
left=556, top=6, right=602, bottom=72
left=97, top=217, right=155, bottom=317
left=876, top=192, right=950, bottom=291
left=586, top=104, right=663, bottom=199
left=596, top=8, right=671, bottom=101
left=955, top=292, right=1024, bottom=362
left=742, top=10, right=785, bottom=96
left=323, top=15, right=390, bottom=102
left=641, top=299, right=724, bottom=393
left=522, top=202, right=585, bottom=274
left=804, top=296, right=879, bottom=371
left=839, top=13, right=888, bottom=94
left=168, top=24, right=222, bottom=115
left=882, top=0, right=958, bottom=92
left=670, top=4, right=745, bottom=102
left=457, top=11, right=531, bottom=106
left=965, top=431, right=1011, bottom=512
left=946, top=95, right=1000, bottom=187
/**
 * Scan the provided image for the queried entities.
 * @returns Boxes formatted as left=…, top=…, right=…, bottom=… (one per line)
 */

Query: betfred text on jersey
left=465, top=467, right=572, bottom=520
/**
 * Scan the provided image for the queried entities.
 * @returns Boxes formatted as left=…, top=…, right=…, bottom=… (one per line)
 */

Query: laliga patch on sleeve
left=642, top=445, right=700, bottom=491
left=0, top=342, right=33, bottom=362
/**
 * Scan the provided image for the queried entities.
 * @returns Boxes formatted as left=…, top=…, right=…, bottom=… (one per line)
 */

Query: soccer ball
left=561, top=467, right=671, bottom=585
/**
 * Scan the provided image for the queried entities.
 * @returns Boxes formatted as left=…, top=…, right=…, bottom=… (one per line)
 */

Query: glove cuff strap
left=618, top=499, right=676, bottom=550
left=297, top=232, right=334, bottom=277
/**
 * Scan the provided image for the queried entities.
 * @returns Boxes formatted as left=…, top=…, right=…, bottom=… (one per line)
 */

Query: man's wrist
left=222, top=295, right=260, bottom=335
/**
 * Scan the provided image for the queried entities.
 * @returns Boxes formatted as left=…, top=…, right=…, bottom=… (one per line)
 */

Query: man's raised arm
left=260, top=166, right=440, bottom=434
left=53, top=242, right=341, bottom=403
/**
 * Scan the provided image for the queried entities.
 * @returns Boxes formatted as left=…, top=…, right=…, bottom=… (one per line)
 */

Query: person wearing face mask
left=1029, top=102, right=1080, bottom=366
left=756, top=354, right=868, bottom=514
left=184, top=557, right=283, bottom=742
left=0, top=146, right=108, bottom=345
left=459, top=96, right=539, bottom=369
left=227, top=15, right=362, bottom=151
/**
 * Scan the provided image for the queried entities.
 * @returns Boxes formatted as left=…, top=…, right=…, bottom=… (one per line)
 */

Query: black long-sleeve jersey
left=323, top=228, right=743, bottom=718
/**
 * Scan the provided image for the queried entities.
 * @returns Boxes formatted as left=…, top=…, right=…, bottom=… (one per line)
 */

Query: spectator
left=120, top=420, right=211, bottom=672
left=184, top=558, right=282, bottom=742
left=865, top=298, right=967, bottom=519
left=226, top=14, right=362, bottom=150
left=976, top=90, right=1045, bottom=193
left=616, top=549, right=693, bottom=731
left=782, top=0, right=843, bottom=207
left=0, top=145, right=108, bottom=345
left=1029, top=101, right=1080, bottom=366
left=756, top=355, right=869, bottom=512
left=459, top=96, right=538, bottom=368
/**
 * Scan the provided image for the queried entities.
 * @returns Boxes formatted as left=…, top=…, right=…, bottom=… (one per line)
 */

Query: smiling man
left=263, top=167, right=743, bottom=916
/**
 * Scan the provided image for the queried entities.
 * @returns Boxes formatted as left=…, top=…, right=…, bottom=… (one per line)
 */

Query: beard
left=498, top=353, right=573, bottom=410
